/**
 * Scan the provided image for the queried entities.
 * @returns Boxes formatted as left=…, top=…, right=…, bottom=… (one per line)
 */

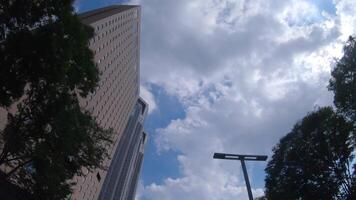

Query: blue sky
left=76, top=0, right=356, bottom=199
left=140, top=84, right=184, bottom=184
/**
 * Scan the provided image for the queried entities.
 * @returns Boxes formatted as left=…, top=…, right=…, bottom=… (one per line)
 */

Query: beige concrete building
left=70, top=5, right=144, bottom=200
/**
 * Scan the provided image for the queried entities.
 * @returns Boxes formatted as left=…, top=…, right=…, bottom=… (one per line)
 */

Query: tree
left=265, top=107, right=353, bottom=200
left=329, top=36, right=356, bottom=199
left=329, top=36, right=356, bottom=122
left=0, top=1, right=112, bottom=199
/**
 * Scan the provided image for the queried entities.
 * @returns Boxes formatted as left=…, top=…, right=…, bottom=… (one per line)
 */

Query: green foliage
left=0, top=0, right=98, bottom=107
left=0, top=1, right=113, bottom=199
left=265, top=107, right=353, bottom=200
left=329, top=36, right=356, bottom=199
left=329, top=36, right=356, bottom=121
left=1, top=90, right=112, bottom=199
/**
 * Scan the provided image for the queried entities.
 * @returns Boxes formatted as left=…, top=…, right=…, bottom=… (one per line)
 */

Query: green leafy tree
left=265, top=107, right=353, bottom=200
left=329, top=36, right=356, bottom=199
left=329, top=36, right=356, bottom=122
left=0, top=1, right=112, bottom=199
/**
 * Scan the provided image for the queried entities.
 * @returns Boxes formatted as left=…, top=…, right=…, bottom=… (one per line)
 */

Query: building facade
left=70, top=5, right=147, bottom=200
left=98, top=98, right=148, bottom=200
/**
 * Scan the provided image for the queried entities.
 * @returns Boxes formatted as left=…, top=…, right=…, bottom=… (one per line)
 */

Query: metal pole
left=240, top=159, right=253, bottom=200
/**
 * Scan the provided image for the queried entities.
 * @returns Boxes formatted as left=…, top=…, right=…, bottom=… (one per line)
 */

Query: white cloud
left=140, top=85, right=157, bottom=114
left=131, top=0, right=356, bottom=199
left=335, top=0, right=356, bottom=40
left=278, top=0, right=321, bottom=27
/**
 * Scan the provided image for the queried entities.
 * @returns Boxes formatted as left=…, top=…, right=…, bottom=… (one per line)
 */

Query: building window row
left=90, top=75, right=137, bottom=129
left=89, top=20, right=135, bottom=49
left=95, top=10, right=136, bottom=32
left=97, top=37, right=133, bottom=67
left=92, top=12, right=136, bottom=43
left=94, top=30, right=134, bottom=60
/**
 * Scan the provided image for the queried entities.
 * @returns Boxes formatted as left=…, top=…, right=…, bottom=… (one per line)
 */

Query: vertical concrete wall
left=71, top=6, right=142, bottom=200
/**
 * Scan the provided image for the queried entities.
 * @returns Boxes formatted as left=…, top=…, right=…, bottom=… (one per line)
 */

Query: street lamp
left=213, top=153, right=267, bottom=200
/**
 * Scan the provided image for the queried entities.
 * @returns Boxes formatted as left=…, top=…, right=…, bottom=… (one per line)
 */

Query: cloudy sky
left=76, top=0, right=356, bottom=199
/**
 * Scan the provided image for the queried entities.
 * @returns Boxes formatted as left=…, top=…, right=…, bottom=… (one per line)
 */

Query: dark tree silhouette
left=329, top=36, right=356, bottom=122
left=265, top=107, right=353, bottom=200
left=329, top=36, right=356, bottom=200
left=0, top=1, right=112, bottom=199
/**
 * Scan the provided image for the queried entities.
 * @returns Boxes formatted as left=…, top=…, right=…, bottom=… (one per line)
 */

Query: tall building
left=98, top=98, right=148, bottom=200
left=69, top=5, right=147, bottom=200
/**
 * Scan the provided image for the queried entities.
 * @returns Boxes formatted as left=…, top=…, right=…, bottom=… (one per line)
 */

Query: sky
left=75, top=0, right=356, bottom=199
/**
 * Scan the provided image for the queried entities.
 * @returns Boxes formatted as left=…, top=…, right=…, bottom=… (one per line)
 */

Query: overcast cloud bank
left=130, top=0, right=356, bottom=199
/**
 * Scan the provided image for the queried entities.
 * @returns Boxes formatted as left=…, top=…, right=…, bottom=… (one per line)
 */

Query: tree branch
left=5, top=159, right=33, bottom=178
left=0, top=149, right=9, bottom=166
left=3, top=155, right=30, bottom=163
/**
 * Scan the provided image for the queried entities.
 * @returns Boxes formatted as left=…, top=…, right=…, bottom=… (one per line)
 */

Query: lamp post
left=213, top=153, right=267, bottom=200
